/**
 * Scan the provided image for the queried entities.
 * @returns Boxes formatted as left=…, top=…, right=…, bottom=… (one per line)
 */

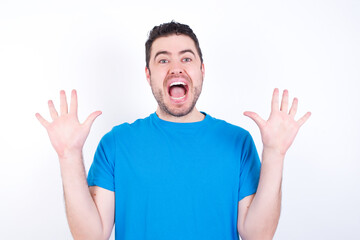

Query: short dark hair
left=145, top=21, right=203, bottom=69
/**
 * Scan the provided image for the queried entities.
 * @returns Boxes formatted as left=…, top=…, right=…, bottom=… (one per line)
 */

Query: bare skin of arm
left=36, top=90, right=114, bottom=240
left=237, top=89, right=311, bottom=240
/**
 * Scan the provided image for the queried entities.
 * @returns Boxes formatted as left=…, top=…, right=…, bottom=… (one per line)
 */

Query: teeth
left=170, top=81, right=186, bottom=87
left=171, top=95, right=186, bottom=100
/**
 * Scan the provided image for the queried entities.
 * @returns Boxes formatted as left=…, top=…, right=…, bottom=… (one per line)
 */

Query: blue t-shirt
left=87, top=112, right=261, bottom=240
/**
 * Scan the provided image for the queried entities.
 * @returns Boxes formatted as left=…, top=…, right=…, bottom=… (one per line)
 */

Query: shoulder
left=105, top=114, right=153, bottom=139
left=207, top=113, right=251, bottom=139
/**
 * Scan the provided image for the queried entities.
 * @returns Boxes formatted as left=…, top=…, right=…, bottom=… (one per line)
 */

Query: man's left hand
left=244, top=88, right=311, bottom=157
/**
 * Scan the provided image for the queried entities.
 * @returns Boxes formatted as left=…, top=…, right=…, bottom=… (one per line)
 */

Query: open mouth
left=168, top=81, right=188, bottom=100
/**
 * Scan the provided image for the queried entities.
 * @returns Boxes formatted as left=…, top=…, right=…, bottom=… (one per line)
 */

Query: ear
left=145, top=66, right=151, bottom=85
left=201, top=63, right=205, bottom=79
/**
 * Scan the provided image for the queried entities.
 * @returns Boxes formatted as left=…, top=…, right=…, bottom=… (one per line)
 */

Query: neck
left=156, top=107, right=205, bottom=123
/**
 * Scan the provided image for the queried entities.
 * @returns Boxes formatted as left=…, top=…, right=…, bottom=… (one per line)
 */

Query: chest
left=114, top=134, right=240, bottom=196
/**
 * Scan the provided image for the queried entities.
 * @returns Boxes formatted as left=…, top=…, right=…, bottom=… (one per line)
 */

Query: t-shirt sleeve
left=87, top=130, right=116, bottom=192
left=238, top=132, right=261, bottom=201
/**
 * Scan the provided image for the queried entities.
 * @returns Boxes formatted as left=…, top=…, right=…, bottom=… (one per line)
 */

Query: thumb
left=243, top=111, right=265, bottom=128
left=83, top=111, right=102, bottom=129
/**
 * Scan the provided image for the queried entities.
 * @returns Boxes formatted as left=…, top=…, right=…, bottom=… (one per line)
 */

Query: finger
left=83, top=111, right=102, bottom=129
left=60, top=90, right=68, bottom=115
left=271, top=88, right=280, bottom=112
left=69, top=89, right=78, bottom=115
left=35, top=113, right=50, bottom=128
left=244, top=111, right=266, bottom=128
left=289, top=98, right=298, bottom=117
left=48, top=100, right=59, bottom=120
left=297, top=112, right=311, bottom=127
left=280, top=89, right=289, bottom=112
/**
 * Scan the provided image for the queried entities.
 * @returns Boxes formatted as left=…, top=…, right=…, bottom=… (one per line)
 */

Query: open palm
left=36, top=90, right=101, bottom=158
left=244, top=89, right=311, bottom=156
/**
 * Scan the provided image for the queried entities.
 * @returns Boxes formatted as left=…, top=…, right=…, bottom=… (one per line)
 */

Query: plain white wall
left=1, top=0, right=359, bottom=239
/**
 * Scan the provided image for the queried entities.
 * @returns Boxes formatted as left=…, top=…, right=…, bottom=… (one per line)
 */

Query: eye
left=182, top=57, right=192, bottom=62
left=159, top=59, right=169, bottom=64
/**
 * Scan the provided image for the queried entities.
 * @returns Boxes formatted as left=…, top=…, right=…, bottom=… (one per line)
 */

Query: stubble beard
left=150, top=77, right=203, bottom=118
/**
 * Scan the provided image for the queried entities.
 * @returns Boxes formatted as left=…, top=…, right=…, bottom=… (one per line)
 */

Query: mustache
left=165, top=73, right=191, bottom=82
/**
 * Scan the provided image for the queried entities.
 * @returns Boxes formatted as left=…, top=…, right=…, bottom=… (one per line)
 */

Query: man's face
left=146, top=34, right=205, bottom=118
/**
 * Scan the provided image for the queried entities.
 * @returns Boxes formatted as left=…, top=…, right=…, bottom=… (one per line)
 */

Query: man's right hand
left=36, top=89, right=102, bottom=159
left=35, top=90, right=113, bottom=240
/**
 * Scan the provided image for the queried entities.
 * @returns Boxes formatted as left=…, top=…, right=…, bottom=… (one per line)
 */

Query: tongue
left=170, top=86, right=185, bottom=98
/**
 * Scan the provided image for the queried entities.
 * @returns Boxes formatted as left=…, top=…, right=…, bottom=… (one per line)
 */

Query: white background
left=1, top=0, right=359, bottom=239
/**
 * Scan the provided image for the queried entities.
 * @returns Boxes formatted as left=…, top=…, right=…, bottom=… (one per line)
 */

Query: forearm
left=59, top=153, right=104, bottom=240
left=36, top=90, right=106, bottom=239
left=241, top=148, right=284, bottom=240
left=240, top=88, right=310, bottom=239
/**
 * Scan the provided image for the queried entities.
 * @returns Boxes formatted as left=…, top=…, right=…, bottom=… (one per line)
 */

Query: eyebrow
left=180, top=49, right=196, bottom=57
left=154, top=51, right=170, bottom=61
left=153, top=49, right=197, bottom=61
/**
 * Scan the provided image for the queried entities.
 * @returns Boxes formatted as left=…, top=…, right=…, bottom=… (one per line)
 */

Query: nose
left=170, top=68, right=183, bottom=75
left=170, top=62, right=183, bottom=75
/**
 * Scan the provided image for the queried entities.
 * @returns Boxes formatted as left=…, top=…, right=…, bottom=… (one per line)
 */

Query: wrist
left=58, top=151, right=86, bottom=180
left=262, top=146, right=286, bottom=158
left=58, top=150, right=83, bottom=163
left=262, top=147, right=286, bottom=165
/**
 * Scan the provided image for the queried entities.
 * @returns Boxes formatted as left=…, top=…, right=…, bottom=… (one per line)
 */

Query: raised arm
left=36, top=90, right=114, bottom=240
left=238, top=89, right=311, bottom=240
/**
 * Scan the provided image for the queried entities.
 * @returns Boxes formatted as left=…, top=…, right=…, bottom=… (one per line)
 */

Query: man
left=36, top=21, right=311, bottom=240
